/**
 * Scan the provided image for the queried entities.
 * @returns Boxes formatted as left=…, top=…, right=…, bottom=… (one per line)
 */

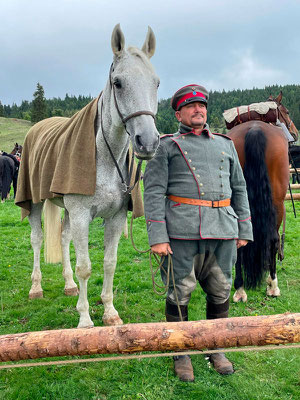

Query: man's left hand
left=236, top=239, right=248, bottom=249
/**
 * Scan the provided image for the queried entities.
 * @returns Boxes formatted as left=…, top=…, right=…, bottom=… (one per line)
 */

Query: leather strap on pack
left=168, top=195, right=230, bottom=207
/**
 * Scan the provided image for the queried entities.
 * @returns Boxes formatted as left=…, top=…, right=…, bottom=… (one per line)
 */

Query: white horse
left=25, top=24, right=160, bottom=328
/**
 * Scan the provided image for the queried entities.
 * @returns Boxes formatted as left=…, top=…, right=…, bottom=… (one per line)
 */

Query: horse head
left=268, top=92, right=299, bottom=141
left=108, top=24, right=160, bottom=160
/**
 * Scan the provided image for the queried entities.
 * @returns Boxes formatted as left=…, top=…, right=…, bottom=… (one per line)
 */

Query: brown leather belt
left=168, top=195, right=230, bottom=208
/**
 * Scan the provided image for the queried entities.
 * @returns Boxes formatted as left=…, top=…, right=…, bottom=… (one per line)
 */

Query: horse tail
left=43, top=199, right=62, bottom=263
left=242, top=127, right=278, bottom=289
left=1, top=158, right=13, bottom=200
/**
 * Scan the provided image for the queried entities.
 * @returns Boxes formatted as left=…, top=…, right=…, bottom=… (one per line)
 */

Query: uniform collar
left=178, top=123, right=213, bottom=137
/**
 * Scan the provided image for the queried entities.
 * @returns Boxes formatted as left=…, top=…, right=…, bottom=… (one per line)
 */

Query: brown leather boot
left=209, top=353, right=234, bottom=375
left=206, top=299, right=234, bottom=375
left=174, top=355, right=195, bottom=382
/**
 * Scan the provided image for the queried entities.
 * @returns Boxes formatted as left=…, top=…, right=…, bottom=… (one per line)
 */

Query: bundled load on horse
left=223, top=101, right=278, bottom=129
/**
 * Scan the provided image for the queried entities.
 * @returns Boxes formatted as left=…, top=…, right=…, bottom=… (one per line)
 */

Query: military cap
left=171, top=84, right=209, bottom=111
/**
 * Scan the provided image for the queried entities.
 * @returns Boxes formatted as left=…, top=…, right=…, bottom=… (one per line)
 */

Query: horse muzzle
left=134, top=133, right=160, bottom=160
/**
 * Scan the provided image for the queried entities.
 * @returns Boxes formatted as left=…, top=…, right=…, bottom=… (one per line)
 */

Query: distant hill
left=0, top=117, right=32, bottom=152
left=1, top=84, right=299, bottom=145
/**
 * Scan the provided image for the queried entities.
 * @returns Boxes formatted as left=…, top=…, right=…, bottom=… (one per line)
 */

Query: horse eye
left=113, top=79, right=122, bottom=89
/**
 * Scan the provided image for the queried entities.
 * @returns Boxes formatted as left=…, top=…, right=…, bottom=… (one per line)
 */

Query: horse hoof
left=102, top=315, right=124, bottom=326
left=267, top=288, right=280, bottom=297
left=64, top=287, right=79, bottom=296
left=233, top=290, right=247, bottom=303
left=29, top=291, right=43, bottom=299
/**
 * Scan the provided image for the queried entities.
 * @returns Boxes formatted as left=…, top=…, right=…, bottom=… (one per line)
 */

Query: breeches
left=161, top=239, right=237, bottom=306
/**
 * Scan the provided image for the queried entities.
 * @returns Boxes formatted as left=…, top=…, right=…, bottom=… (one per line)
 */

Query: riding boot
left=206, top=299, right=234, bottom=375
left=165, top=300, right=194, bottom=382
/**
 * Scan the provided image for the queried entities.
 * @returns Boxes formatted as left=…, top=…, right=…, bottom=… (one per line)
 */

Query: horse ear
left=141, top=26, right=156, bottom=58
left=111, top=24, right=125, bottom=57
left=275, top=91, right=282, bottom=104
left=267, top=94, right=273, bottom=101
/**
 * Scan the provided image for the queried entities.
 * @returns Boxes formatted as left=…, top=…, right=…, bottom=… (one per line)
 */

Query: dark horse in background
left=0, top=144, right=22, bottom=201
left=289, top=144, right=300, bottom=184
left=227, top=92, right=299, bottom=302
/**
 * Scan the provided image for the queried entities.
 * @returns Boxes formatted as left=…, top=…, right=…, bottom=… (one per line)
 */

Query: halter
left=100, top=63, right=156, bottom=195
left=276, top=102, right=292, bottom=130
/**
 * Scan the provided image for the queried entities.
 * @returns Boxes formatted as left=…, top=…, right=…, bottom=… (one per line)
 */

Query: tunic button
left=220, top=166, right=223, bottom=170
left=189, top=159, right=192, bottom=163
left=147, top=221, right=151, bottom=225
left=192, top=167, right=196, bottom=170
left=220, top=194, right=224, bottom=197
left=221, top=159, right=224, bottom=162
left=220, top=183, right=223, bottom=187
left=221, top=151, right=225, bottom=155
left=219, top=174, right=222, bottom=178
left=184, top=151, right=188, bottom=155
left=197, top=174, right=200, bottom=178
left=199, top=183, right=203, bottom=187
left=182, top=136, right=185, bottom=139
left=201, top=192, right=205, bottom=195
left=212, top=135, right=215, bottom=139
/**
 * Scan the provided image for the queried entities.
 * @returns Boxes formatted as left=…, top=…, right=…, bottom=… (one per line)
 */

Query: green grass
left=0, top=196, right=299, bottom=400
left=0, top=117, right=31, bottom=152
left=0, top=117, right=299, bottom=399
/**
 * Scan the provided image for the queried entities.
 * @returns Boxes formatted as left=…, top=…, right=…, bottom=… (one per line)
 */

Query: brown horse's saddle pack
left=223, top=101, right=278, bottom=130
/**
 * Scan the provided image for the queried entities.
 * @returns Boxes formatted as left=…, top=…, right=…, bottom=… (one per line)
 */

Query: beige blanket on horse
left=15, top=96, right=144, bottom=220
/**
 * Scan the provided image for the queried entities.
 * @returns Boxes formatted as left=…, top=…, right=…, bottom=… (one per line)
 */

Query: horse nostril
left=135, top=135, right=144, bottom=150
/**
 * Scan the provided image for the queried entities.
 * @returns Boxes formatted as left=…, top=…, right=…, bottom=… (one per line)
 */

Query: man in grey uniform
left=143, top=84, right=253, bottom=382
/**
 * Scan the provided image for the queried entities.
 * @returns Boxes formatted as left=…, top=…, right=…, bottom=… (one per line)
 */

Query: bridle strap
left=100, top=62, right=155, bottom=194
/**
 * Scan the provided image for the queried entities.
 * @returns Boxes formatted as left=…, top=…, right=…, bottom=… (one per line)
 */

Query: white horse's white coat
left=27, top=25, right=160, bottom=328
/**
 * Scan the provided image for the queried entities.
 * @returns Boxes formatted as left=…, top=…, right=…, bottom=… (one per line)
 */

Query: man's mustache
left=192, top=112, right=204, bottom=118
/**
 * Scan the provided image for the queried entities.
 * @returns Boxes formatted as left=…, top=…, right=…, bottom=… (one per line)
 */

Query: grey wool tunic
left=143, top=123, right=253, bottom=246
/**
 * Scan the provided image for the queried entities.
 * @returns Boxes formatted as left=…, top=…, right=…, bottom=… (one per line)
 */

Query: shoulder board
left=160, top=134, right=174, bottom=139
left=213, top=133, right=232, bottom=140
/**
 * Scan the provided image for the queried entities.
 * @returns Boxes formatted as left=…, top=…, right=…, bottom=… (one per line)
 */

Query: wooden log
left=285, top=193, right=300, bottom=200
left=0, top=313, right=299, bottom=362
left=289, top=184, right=300, bottom=190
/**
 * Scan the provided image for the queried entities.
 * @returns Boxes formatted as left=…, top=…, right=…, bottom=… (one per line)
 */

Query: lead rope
left=129, top=207, right=183, bottom=321
left=1, top=344, right=300, bottom=370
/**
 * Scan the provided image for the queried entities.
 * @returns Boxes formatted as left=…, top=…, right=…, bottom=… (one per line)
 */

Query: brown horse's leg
left=266, top=235, right=280, bottom=297
left=233, top=249, right=247, bottom=303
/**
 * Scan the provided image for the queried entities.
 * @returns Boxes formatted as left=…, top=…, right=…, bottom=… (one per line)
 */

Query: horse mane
left=241, top=126, right=278, bottom=289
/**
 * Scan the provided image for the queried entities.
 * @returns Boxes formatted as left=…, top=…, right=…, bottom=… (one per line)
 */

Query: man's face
left=175, top=101, right=207, bottom=128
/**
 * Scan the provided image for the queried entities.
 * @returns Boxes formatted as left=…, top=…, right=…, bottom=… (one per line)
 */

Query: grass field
left=0, top=118, right=299, bottom=399
left=0, top=117, right=32, bottom=152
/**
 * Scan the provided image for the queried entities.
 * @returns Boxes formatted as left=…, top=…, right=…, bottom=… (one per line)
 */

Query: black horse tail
left=0, top=157, right=13, bottom=201
left=242, top=126, right=278, bottom=289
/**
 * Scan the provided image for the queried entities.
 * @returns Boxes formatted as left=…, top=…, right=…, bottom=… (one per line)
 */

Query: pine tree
left=0, top=101, right=4, bottom=117
left=31, top=83, right=47, bottom=123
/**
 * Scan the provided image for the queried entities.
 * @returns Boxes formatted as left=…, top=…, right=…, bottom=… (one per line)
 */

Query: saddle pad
left=223, top=101, right=278, bottom=129
left=15, top=95, right=144, bottom=220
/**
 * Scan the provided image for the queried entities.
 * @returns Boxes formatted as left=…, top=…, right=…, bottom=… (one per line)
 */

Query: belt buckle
left=212, top=200, right=219, bottom=208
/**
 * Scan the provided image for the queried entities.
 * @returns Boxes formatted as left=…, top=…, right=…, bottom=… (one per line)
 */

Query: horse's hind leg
left=61, top=210, right=78, bottom=296
left=28, top=202, right=44, bottom=299
left=233, top=248, right=247, bottom=303
left=101, top=211, right=126, bottom=326
left=267, top=237, right=280, bottom=297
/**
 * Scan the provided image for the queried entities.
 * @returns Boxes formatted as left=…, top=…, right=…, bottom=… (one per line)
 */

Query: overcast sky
left=1, top=0, right=299, bottom=106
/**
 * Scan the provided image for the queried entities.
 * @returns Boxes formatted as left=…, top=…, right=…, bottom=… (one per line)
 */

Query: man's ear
left=175, top=110, right=182, bottom=122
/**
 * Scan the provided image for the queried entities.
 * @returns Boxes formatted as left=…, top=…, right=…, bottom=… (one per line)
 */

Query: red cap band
left=176, top=92, right=206, bottom=110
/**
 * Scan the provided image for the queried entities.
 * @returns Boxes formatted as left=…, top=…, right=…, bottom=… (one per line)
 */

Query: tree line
left=1, top=83, right=299, bottom=133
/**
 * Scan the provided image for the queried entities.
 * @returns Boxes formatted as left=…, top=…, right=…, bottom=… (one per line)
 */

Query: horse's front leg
left=68, top=209, right=93, bottom=328
left=101, top=210, right=127, bottom=326
left=233, top=248, right=247, bottom=303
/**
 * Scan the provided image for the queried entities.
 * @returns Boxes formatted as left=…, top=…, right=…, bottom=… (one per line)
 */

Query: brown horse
left=227, top=92, right=298, bottom=302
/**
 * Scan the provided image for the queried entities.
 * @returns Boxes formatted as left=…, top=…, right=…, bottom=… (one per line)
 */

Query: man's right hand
left=151, top=242, right=173, bottom=256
